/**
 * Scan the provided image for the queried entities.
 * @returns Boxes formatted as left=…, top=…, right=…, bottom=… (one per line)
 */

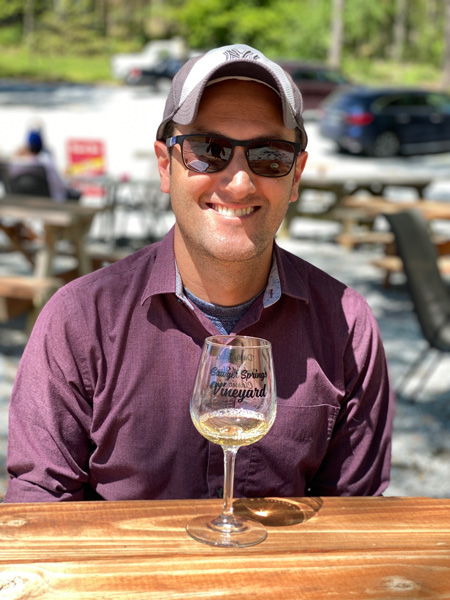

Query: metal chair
left=384, top=209, right=450, bottom=398
left=0, top=162, right=12, bottom=194
left=8, top=165, right=51, bottom=197
left=0, top=161, right=52, bottom=197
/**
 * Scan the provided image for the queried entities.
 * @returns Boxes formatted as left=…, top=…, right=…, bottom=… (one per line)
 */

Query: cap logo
left=223, top=48, right=261, bottom=62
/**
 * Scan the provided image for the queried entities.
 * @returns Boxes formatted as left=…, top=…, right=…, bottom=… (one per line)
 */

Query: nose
left=221, top=147, right=256, bottom=199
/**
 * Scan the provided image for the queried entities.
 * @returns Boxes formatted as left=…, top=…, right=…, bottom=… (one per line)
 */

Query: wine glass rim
left=205, top=335, right=272, bottom=349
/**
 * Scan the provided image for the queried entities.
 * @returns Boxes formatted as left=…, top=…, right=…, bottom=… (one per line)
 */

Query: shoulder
left=276, top=242, right=354, bottom=296
left=71, top=242, right=161, bottom=287
left=276, top=243, right=374, bottom=321
left=39, top=241, right=165, bottom=324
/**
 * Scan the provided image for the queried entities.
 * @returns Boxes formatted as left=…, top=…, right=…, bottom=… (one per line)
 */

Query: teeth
left=213, top=205, right=255, bottom=217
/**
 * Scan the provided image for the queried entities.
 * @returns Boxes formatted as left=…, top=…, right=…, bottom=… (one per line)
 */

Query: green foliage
left=343, top=57, right=442, bottom=89
left=170, top=0, right=332, bottom=59
left=264, top=0, right=332, bottom=60
left=0, top=24, right=22, bottom=45
left=0, top=0, right=448, bottom=86
left=343, top=0, right=395, bottom=58
left=406, top=7, right=445, bottom=64
left=32, top=4, right=110, bottom=57
left=0, top=45, right=111, bottom=82
left=0, top=0, right=23, bottom=21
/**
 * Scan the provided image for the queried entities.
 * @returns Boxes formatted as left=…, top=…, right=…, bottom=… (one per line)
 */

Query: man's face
left=155, top=79, right=308, bottom=265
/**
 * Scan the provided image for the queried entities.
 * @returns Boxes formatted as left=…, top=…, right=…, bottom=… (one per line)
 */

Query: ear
left=289, top=151, right=308, bottom=203
left=154, top=140, right=171, bottom=194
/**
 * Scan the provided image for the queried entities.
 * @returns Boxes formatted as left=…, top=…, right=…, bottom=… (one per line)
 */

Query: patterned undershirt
left=175, top=253, right=281, bottom=333
left=184, top=287, right=262, bottom=334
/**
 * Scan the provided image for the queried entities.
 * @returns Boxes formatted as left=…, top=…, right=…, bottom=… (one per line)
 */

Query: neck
left=174, top=227, right=273, bottom=306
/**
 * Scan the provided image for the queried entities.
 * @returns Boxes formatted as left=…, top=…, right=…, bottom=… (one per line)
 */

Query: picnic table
left=1, top=496, right=449, bottom=598
left=280, top=167, right=435, bottom=237
left=0, top=194, right=104, bottom=327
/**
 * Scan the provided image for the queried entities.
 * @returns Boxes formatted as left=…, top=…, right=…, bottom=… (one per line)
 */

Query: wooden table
left=297, top=170, right=434, bottom=201
left=0, top=194, right=103, bottom=278
left=332, top=195, right=450, bottom=249
left=279, top=169, right=435, bottom=237
left=341, top=195, right=450, bottom=220
left=1, top=496, right=449, bottom=598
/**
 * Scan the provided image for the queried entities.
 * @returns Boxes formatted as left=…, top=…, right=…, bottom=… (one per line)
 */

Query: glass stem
left=221, top=447, right=238, bottom=519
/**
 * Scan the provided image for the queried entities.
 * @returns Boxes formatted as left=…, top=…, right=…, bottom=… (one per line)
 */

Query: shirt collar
left=273, top=240, right=310, bottom=304
left=262, top=253, right=281, bottom=308
left=141, top=228, right=310, bottom=306
left=141, top=227, right=178, bottom=305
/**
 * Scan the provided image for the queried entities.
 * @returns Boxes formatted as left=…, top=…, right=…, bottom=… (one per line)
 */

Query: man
left=11, top=129, right=69, bottom=202
left=5, top=44, right=394, bottom=503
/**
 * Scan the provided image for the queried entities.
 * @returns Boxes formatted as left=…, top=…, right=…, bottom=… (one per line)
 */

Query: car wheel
left=337, top=143, right=350, bottom=155
left=370, top=131, right=401, bottom=158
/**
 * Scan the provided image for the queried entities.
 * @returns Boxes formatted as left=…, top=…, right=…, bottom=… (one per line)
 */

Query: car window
left=320, top=71, right=348, bottom=84
left=386, top=95, right=427, bottom=107
left=282, top=64, right=347, bottom=84
left=293, top=70, right=318, bottom=80
left=324, top=91, right=367, bottom=110
left=371, top=96, right=391, bottom=111
left=371, top=94, right=431, bottom=113
left=426, top=93, right=450, bottom=110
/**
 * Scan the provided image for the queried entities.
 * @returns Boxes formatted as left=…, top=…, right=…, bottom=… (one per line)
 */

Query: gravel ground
left=1, top=218, right=450, bottom=499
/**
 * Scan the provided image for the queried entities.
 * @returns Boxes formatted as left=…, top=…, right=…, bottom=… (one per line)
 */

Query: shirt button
left=216, top=487, right=224, bottom=498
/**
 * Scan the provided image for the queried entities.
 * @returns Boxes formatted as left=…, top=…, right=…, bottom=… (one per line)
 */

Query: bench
left=335, top=230, right=396, bottom=249
left=87, top=246, right=133, bottom=270
left=0, top=275, right=64, bottom=331
left=371, top=255, right=450, bottom=288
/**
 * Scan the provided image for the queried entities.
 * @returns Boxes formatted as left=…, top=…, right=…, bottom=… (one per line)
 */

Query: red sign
left=66, top=139, right=106, bottom=176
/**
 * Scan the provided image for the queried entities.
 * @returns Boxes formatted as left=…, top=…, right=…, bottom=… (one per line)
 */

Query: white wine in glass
left=186, top=335, right=277, bottom=547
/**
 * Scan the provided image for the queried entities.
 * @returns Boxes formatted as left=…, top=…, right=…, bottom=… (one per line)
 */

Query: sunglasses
left=166, top=134, right=302, bottom=178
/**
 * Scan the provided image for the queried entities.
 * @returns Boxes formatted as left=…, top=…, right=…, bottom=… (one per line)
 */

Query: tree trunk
left=443, top=0, right=450, bottom=89
left=23, top=0, right=34, bottom=44
left=392, top=0, right=407, bottom=62
left=328, top=0, right=345, bottom=69
left=98, top=0, right=109, bottom=36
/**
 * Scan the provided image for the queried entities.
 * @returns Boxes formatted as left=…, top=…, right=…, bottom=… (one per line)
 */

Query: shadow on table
left=233, top=497, right=323, bottom=527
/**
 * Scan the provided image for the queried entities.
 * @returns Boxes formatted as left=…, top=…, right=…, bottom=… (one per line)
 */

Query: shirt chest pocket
left=267, top=403, right=339, bottom=443
left=236, top=403, right=340, bottom=498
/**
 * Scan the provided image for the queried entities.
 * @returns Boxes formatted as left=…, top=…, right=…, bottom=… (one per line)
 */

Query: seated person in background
left=11, top=130, right=80, bottom=202
left=5, top=44, right=394, bottom=503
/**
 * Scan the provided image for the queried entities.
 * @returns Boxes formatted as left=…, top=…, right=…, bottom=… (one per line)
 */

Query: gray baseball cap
left=156, top=44, right=308, bottom=150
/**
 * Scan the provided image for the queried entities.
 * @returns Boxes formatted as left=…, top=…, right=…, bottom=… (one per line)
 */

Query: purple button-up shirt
left=5, top=228, right=394, bottom=502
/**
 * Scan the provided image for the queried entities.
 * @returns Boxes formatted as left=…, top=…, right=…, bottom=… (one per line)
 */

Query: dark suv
left=125, top=58, right=185, bottom=89
left=279, top=61, right=349, bottom=111
left=319, top=86, right=450, bottom=157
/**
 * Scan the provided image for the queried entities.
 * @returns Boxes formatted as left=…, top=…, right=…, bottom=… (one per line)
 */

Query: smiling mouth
left=209, top=204, right=256, bottom=217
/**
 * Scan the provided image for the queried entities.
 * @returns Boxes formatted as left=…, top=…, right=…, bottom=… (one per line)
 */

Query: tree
left=328, top=0, right=344, bottom=68
left=23, top=0, right=35, bottom=43
left=169, top=0, right=332, bottom=60
left=391, top=0, right=407, bottom=62
left=443, top=0, right=450, bottom=88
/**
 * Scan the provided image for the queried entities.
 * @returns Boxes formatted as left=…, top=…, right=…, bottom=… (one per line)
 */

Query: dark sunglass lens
left=183, top=136, right=232, bottom=173
left=248, top=141, right=295, bottom=176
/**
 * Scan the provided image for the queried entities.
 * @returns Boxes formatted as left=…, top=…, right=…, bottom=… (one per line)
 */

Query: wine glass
left=186, top=335, right=277, bottom=547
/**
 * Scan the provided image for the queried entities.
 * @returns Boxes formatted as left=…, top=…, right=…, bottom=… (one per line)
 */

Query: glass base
left=186, top=514, right=268, bottom=547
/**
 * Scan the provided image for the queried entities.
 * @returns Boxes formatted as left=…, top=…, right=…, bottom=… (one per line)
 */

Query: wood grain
left=341, top=195, right=450, bottom=219
left=1, top=497, right=449, bottom=599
